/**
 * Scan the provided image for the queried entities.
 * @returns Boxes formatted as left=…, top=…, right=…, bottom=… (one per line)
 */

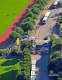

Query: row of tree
left=57, top=16, right=62, bottom=37
left=0, top=42, right=31, bottom=80
left=48, top=16, right=62, bottom=80
left=10, top=0, right=49, bottom=40
left=51, top=34, right=62, bottom=52
left=10, top=27, right=24, bottom=40
left=16, top=48, right=31, bottom=80
left=20, top=0, right=49, bottom=34
left=10, top=0, right=49, bottom=79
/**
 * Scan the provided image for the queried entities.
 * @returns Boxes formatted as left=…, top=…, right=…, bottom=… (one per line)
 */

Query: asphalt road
left=36, top=53, right=49, bottom=80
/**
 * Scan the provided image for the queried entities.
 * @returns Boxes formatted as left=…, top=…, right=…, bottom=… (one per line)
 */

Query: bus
left=52, top=0, right=61, bottom=9
left=42, top=12, right=50, bottom=24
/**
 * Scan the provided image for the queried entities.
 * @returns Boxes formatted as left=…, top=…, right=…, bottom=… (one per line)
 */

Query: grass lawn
left=0, top=0, right=29, bottom=35
left=0, top=58, right=21, bottom=80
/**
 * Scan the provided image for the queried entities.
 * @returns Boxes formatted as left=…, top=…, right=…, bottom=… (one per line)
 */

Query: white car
left=30, top=37, right=35, bottom=42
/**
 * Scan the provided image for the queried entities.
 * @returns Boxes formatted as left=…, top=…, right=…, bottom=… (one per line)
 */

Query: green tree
left=0, top=49, right=6, bottom=57
left=15, top=27, right=24, bottom=35
left=11, top=31, right=21, bottom=39
left=49, top=51, right=62, bottom=73
left=31, top=7, right=40, bottom=14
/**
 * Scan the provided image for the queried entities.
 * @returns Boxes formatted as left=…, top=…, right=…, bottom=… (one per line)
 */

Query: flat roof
left=42, top=12, right=50, bottom=21
left=31, top=76, right=36, bottom=80
left=43, top=16, right=48, bottom=21
left=53, top=1, right=58, bottom=5
left=31, top=60, right=36, bottom=64
left=32, top=65, right=36, bottom=71
left=45, top=12, right=50, bottom=17
left=31, top=71, right=35, bottom=75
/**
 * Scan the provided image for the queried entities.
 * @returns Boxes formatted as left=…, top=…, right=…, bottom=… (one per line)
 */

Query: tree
left=51, top=34, right=58, bottom=43
left=11, top=31, right=21, bottom=39
left=16, top=72, right=27, bottom=80
left=50, top=51, right=62, bottom=60
left=57, top=16, right=62, bottom=37
left=49, top=51, right=62, bottom=73
left=0, top=49, right=6, bottom=57
left=22, top=17, right=35, bottom=23
left=31, top=7, right=40, bottom=14
left=21, top=41, right=31, bottom=50
left=15, top=27, right=24, bottom=35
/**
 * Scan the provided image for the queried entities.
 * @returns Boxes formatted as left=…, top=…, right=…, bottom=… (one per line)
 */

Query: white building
left=32, top=65, right=36, bottom=71
left=31, top=60, right=36, bottom=65
left=31, top=76, right=36, bottom=80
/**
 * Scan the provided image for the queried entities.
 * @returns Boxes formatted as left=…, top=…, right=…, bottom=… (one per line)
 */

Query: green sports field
left=0, top=0, right=29, bottom=35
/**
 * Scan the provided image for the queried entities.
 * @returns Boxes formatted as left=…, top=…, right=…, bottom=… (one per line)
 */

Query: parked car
left=44, top=36, right=48, bottom=40
left=30, top=37, right=35, bottom=43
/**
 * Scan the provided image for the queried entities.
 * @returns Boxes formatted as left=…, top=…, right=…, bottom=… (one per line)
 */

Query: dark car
left=44, top=36, right=48, bottom=40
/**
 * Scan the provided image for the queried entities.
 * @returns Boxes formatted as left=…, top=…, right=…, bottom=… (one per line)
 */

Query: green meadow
left=0, top=58, right=21, bottom=80
left=0, top=0, right=29, bottom=35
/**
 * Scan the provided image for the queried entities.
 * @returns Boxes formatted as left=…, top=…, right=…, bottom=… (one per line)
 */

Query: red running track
left=0, top=0, right=35, bottom=44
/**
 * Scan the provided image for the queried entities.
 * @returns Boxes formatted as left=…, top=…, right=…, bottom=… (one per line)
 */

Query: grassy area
left=0, top=0, right=29, bottom=35
left=0, top=58, right=21, bottom=80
